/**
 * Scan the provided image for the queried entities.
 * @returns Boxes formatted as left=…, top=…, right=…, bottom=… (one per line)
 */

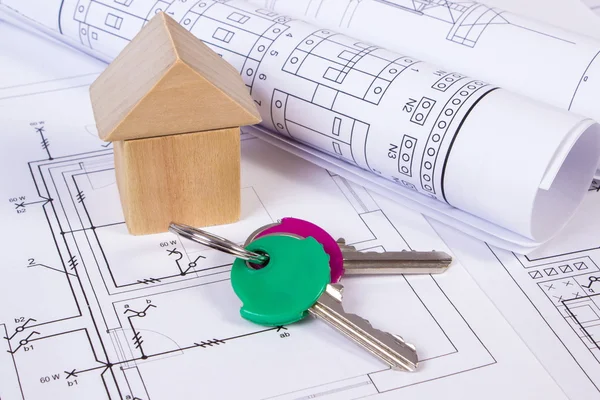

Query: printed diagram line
left=302, top=0, right=510, bottom=47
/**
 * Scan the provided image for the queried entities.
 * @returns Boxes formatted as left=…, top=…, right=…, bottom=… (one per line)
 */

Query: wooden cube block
left=114, top=128, right=241, bottom=235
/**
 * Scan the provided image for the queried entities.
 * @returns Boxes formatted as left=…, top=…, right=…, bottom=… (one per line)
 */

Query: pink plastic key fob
left=250, top=217, right=345, bottom=283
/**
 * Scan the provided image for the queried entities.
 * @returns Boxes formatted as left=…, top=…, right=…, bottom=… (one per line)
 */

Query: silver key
left=337, top=238, right=452, bottom=275
left=310, top=283, right=418, bottom=371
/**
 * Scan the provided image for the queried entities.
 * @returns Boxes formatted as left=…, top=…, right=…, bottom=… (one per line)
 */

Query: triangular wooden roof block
left=90, top=12, right=261, bottom=142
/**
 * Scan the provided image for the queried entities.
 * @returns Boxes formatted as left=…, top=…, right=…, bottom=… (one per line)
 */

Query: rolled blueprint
left=1, top=0, right=599, bottom=253
left=251, top=0, right=600, bottom=124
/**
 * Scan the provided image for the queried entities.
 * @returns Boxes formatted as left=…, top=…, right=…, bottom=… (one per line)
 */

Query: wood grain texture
left=90, top=11, right=261, bottom=142
left=113, top=128, right=241, bottom=235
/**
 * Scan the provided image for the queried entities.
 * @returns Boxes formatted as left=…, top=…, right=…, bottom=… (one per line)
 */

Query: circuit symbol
left=133, top=332, right=144, bottom=349
left=68, top=255, right=79, bottom=270
left=124, top=304, right=156, bottom=318
left=41, top=137, right=50, bottom=150
left=8, top=331, right=40, bottom=354
left=582, top=276, right=599, bottom=291
left=167, top=248, right=206, bottom=276
left=136, top=277, right=161, bottom=285
left=31, top=123, right=52, bottom=159
left=124, top=304, right=157, bottom=359
left=4, top=318, right=36, bottom=341
left=12, top=197, right=52, bottom=214
left=194, top=338, right=225, bottom=348
left=64, top=369, right=78, bottom=378
left=166, top=248, right=180, bottom=257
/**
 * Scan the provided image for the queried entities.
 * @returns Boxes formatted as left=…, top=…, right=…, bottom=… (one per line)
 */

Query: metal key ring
left=169, top=222, right=269, bottom=265
left=245, top=231, right=303, bottom=270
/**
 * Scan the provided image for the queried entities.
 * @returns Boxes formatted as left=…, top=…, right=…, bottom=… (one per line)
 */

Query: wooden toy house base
left=114, top=128, right=241, bottom=235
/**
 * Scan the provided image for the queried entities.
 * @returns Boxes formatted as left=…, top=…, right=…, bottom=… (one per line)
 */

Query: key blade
left=337, top=238, right=452, bottom=275
left=308, top=284, right=418, bottom=372
left=342, top=250, right=452, bottom=274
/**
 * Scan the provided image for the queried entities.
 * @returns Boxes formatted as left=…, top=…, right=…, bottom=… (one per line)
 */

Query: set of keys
left=169, top=217, right=453, bottom=372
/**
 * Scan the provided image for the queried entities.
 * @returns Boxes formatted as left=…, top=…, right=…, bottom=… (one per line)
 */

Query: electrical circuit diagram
left=0, top=77, right=504, bottom=399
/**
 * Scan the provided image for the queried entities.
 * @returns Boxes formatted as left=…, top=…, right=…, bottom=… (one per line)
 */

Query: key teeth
left=315, top=288, right=419, bottom=372
left=343, top=311, right=419, bottom=369
left=326, top=283, right=344, bottom=302
left=393, top=334, right=417, bottom=352
left=336, top=237, right=358, bottom=253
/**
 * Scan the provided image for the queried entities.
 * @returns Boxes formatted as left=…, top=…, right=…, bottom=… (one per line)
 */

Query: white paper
left=1, top=0, right=599, bottom=253
left=0, top=40, right=568, bottom=399
left=583, top=0, right=600, bottom=15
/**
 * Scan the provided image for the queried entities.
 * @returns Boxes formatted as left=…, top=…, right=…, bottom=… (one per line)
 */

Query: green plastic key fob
left=230, top=234, right=331, bottom=326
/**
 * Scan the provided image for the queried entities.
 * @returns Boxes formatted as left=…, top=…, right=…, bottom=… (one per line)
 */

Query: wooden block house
left=89, top=12, right=261, bottom=235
